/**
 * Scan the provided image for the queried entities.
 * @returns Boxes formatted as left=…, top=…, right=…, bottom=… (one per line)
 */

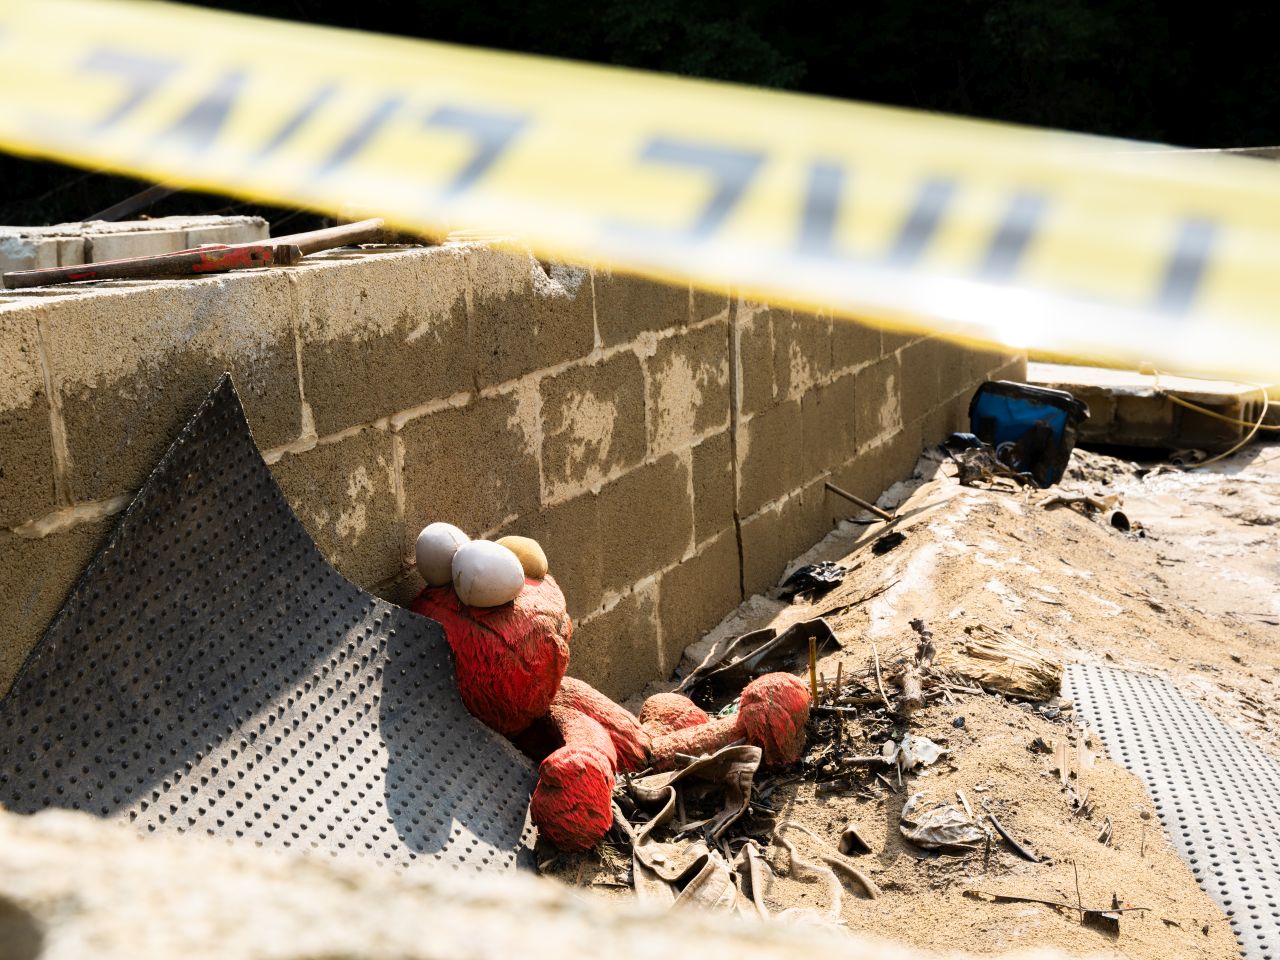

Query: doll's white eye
left=414, top=522, right=470, bottom=586
left=452, top=540, right=525, bottom=607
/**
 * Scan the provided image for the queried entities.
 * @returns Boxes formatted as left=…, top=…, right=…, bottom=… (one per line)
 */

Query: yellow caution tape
left=2, top=0, right=1280, bottom=381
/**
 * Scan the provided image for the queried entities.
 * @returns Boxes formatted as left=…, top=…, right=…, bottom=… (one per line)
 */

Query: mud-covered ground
left=548, top=442, right=1280, bottom=959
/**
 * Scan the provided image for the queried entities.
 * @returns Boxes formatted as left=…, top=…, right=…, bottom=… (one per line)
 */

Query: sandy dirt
left=547, top=442, right=1280, bottom=959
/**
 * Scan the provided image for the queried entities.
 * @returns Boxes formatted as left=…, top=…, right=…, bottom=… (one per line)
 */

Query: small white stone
left=415, top=523, right=470, bottom=586
left=452, top=540, right=525, bottom=608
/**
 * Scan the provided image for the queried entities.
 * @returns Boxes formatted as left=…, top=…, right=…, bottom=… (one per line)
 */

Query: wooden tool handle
left=271, top=217, right=386, bottom=255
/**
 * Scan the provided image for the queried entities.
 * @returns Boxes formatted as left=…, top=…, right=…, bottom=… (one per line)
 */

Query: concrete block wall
left=0, top=241, right=1023, bottom=700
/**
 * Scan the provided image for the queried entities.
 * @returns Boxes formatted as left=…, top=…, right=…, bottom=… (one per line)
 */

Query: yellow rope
left=1150, top=369, right=1273, bottom=467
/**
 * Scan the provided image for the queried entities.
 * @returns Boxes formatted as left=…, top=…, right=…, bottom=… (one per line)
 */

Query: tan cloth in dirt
left=626, top=745, right=761, bottom=911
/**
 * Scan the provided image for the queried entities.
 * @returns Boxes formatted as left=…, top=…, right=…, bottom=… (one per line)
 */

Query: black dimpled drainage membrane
left=1065, top=663, right=1280, bottom=959
left=0, top=376, right=536, bottom=872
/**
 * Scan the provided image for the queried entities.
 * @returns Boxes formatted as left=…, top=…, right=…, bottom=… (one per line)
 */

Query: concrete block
left=1116, top=394, right=1175, bottom=434
left=399, top=390, right=540, bottom=543
left=85, top=229, right=190, bottom=262
left=269, top=427, right=403, bottom=589
left=0, top=520, right=110, bottom=697
left=55, top=237, right=84, bottom=267
left=736, top=304, right=779, bottom=417
left=0, top=311, right=57, bottom=526
left=540, top=352, right=646, bottom=502
left=801, top=371, right=857, bottom=480
left=646, top=321, right=730, bottom=457
left=690, top=431, right=734, bottom=545
left=467, top=248, right=595, bottom=387
left=740, top=479, right=828, bottom=597
left=1177, top=405, right=1241, bottom=449
left=829, top=426, right=921, bottom=525
left=737, top=399, right=804, bottom=516
left=182, top=218, right=268, bottom=248
left=940, top=390, right=972, bottom=437
left=827, top=452, right=881, bottom=525
left=657, top=531, right=741, bottom=672
left=921, top=402, right=952, bottom=449
left=899, top=338, right=942, bottom=426
left=692, top=287, right=730, bottom=324
left=567, top=582, right=661, bottom=700
left=991, top=357, right=1028, bottom=382
left=1071, top=388, right=1116, bottom=433
left=773, top=308, right=832, bottom=401
left=39, top=273, right=304, bottom=503
left=597, top=454, right=693, bottom=595
left=498, top=491, right=603, bottom=622
left=0, top=232, right=58, bottom=274
left=855, top=355, right=902, bottom=447
left=968, top=347, right=1008, bottom=383
left=881, top=328, right=921, bottom=354
left=593, top=268, right=689, bottom=346
left=831, top=313, right=881, bottom=371
left=296, top=247, right=472, bottom=435
left=875, top=422, right=925, bottom=492
left=374, top=568, right=424, bottom=608
left=937, top=338, right=976, bottom=401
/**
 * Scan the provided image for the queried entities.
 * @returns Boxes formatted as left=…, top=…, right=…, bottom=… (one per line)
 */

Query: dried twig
left=986, top=810, right=1042, bottom=863
left=808, top=637, right=819, bottom=701
left=899, top=663, right=925, bottom=716
left=967, top=890, right=1150, bottom=914
left=1073, top=861, right=1085, bottom=923
left=1097, top=817, right=1113, bottom=846
left=871, top=642, right=892, bottom=712
left=812, top=704, right=862, bottom=718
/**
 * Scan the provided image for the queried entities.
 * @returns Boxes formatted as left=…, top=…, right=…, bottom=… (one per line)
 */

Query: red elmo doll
left=411, top=524, right=811, bottom=850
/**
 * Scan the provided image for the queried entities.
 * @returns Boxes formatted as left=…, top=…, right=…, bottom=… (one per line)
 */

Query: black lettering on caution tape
left=799, top=162, right=956, bottom=267
left=423, top=105, right=528, bottom=198
left=156, top=68, right=247, bottom=151
left=79, top=47, right=179, bottom=132
left=319, top=94, right=405, bottom=175
left=1156, top=216, right=1217, bottom=315
left=255, top=84, right=337, bottom=160
left=887, top=177, right=956, bottom=267
left=978, top=190, right=1048, bottom=280
left=607, top=136, right=765, bottom=243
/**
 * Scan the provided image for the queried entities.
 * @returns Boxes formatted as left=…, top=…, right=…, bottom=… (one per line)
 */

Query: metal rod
left=824, top=481, right=894, bottom=521
left=272, top=217, right=386, bottom=254
left=86, top=182, right=179, bottom=223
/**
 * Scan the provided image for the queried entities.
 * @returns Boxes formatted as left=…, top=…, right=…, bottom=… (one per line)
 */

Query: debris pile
left=410, top=520, right=811, bottom=852
left=541, top=442, right=1251, bottom=960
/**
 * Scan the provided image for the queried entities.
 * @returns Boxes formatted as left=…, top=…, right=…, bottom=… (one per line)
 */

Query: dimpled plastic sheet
left=1065, top=663, right=1280, bottom=959
left=0, top=375, right=536, bottom=872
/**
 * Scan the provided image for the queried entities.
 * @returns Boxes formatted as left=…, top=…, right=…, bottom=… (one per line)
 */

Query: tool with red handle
left=1, top=217, right=387, bottom=289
